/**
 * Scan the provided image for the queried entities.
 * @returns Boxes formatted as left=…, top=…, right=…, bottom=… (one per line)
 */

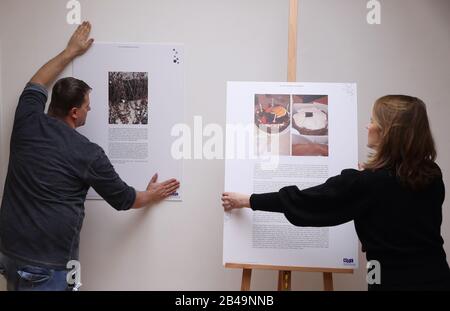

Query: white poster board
left=73, top=42, right=183, bottom=200
left=224, top=82, right=359, bottom=269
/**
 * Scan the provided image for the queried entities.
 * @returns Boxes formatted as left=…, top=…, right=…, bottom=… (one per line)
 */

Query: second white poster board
left=224, top=82, right=359, bottom=269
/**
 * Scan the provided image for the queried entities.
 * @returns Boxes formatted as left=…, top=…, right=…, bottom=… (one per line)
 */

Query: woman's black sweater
left=250, top=166, right=450, bottom=289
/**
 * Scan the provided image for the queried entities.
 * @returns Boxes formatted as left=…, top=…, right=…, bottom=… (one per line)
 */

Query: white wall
left=0, top=0, right=449, bottom=291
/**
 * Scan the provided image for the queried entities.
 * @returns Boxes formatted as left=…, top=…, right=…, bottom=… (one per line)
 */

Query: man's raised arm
left=30, top=21, right=94, bottom=88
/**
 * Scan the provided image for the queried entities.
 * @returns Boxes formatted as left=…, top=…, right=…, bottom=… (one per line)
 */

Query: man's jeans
left=0, top=252, right=70, bottom=291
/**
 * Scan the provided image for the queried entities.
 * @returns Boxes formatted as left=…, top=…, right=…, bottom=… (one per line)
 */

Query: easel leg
left=241, top=269, right=252, bottom=291
left=323, top=272, right=334, bottom=291
left=278, top=271, right=292, bottom=291
left=288, top=0, right=298, bottom=82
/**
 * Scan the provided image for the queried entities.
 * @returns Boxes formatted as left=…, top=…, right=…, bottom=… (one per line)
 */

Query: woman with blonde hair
left=222, top=95, right=450, bottom=291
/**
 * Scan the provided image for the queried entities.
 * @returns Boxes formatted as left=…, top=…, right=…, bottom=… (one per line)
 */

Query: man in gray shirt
left=0, top=22, right=180, bottom=291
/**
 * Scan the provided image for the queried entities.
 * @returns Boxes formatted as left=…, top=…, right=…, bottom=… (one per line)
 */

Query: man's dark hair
left=48, top=77, right=91, bottom=118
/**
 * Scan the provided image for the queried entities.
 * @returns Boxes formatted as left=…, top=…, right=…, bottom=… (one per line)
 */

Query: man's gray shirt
left=0, top=83, right=136, bottom=269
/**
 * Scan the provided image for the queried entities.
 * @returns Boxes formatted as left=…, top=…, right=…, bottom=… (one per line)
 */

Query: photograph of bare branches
left=108, top=72, right=148, bottom=125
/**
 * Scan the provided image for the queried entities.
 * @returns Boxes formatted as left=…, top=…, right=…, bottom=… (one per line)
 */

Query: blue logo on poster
left=343, top=258, right=355, bottom=265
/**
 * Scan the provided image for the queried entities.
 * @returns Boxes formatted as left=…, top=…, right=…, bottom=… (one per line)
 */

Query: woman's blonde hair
left=364, top=95, right=441, bottom=190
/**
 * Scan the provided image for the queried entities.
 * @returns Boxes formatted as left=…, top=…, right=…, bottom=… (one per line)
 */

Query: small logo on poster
left=172, top=48, right=180, bottom=64
left=343, top=258, right=355, bottom=266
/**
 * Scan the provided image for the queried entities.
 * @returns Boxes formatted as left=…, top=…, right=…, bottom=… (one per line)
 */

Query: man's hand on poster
left=146, top=173, right=180, bottom=203
left=222, top=192, right=250, bottom=211
left=65, top=21, right=94, bottom=58
left=30, top=21, right=94, bottom=87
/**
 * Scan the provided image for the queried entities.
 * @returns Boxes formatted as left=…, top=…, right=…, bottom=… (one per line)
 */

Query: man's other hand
left=146, top=174, right=180, bottom=204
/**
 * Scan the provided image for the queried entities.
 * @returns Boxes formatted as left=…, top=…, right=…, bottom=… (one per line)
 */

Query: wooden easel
left=225, top=263, right=353, bottom=291
left=225, top=0, right=353, bottom=291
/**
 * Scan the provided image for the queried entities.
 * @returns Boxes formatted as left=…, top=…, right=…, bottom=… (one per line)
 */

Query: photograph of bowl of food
left=254, top=94, right=290, bottom=135
left=291, top=95, right=329, bottom=156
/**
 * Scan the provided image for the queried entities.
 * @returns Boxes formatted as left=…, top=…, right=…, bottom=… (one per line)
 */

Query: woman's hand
left=222, top=192, right=251, bottom=211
